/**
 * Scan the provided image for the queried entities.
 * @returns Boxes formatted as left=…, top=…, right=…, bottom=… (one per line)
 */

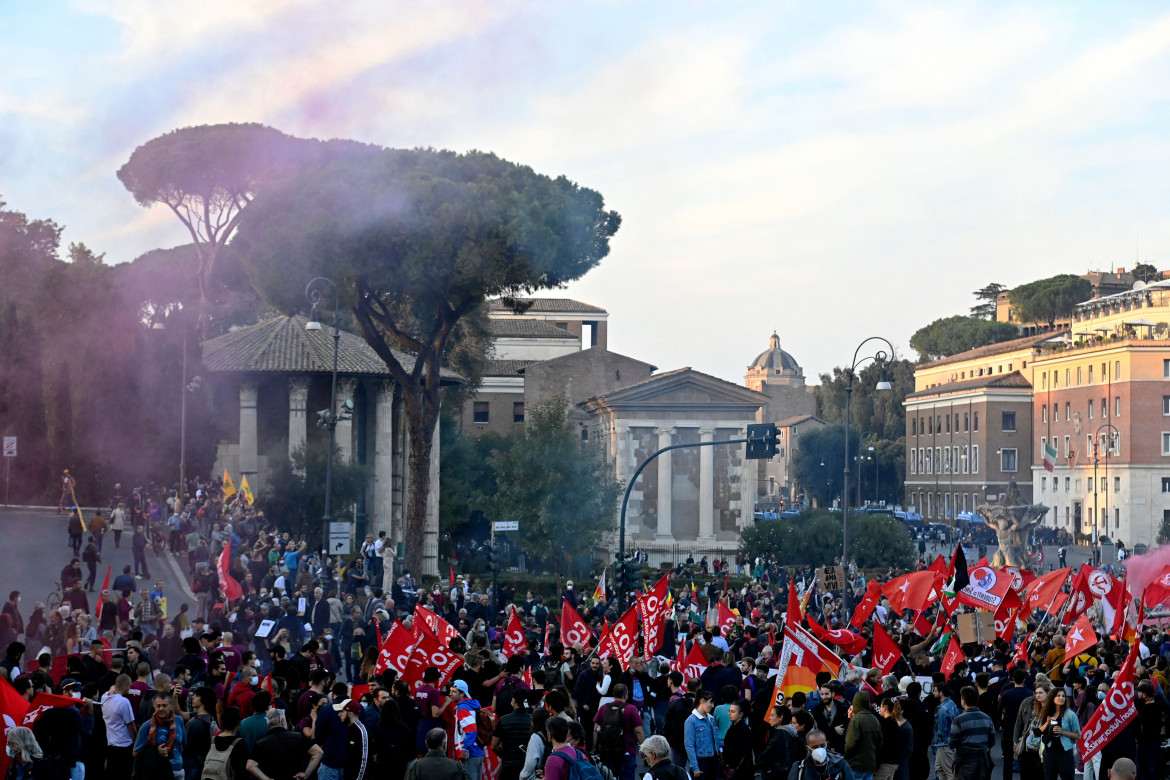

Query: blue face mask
left=6, top=746, right=14, bottom=758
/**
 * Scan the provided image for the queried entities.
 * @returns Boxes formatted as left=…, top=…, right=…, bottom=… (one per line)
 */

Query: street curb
left=160, top=548, right=198, bottom=602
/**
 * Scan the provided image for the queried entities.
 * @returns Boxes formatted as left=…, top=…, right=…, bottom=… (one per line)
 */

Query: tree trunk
left=403, top=403, right=437, bottom=577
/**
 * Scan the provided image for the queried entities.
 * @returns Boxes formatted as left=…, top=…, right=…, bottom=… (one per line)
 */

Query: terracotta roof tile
left=487, top=318, right=579, bottom=339
left=488, top=298, right=606, bottom=314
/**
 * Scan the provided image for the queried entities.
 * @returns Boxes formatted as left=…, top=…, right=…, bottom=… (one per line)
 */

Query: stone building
left=201, top=315, right=461, bottom=576
left=744, top=333, right=819, bottom=508
left=579, top=368, right=768, bottom=566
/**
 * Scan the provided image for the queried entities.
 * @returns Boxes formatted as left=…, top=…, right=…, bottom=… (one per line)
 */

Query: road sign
left=329, top=522, right=351, bottom=555
left=493, top=520, right=519, bottom=532
left=3, top=437, right=15, bottom=457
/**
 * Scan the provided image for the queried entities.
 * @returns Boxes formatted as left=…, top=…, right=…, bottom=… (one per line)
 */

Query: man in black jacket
left=664, top=676, right=699, bottom=768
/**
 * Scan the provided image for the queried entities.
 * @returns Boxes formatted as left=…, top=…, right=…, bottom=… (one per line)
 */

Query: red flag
left=850, top=580, right=882, bottom=629
left=672, top=642, right=686, bottom=676
left=560, top=599, right=591, bottom=648
left=913, top=610, right=933, bottom=636
left=994, top=603, right=1017, bottom=642
left=1063, top=564, right=1099, bottom=625
left=806, top=618, right=867, bottom=656
left=601, top=604, right=639, bottom=664
left=1064, top=615, right=1098, bottom=659
left=956, top=565, right=1018, bottom=612
left=882, top=571, right=942, bottom=614
left=403, top=630, right=463, bottom=693
left=375, top=620, right=416, bottom=676
left=216, top=541, right=243, bottom=603
left=522, top=665, right=533, bottom=688
left=1099, top=572, right=1128, bottom=634
left=716, top=601, right=736, bottom=637
left=416, top=605, right=461, bottom=649
left=1021, top=567, right=1071, bottom=619
left=638, top=575, right=670, bottom=660
left=682, top=642, right=708, bottom=682
left=1079, top=640, right=1140, bottom=764
left=940, top=636, right=963, bottom=676
left=503, top=609, right=527, bottom=659
left=449, top=565, right=455, bottom=587
left=94, top=565, right=111, bottom=621
left=724, top=571, right=730, bottom=593
left=786, top=579, right=803, bottom=629
left=0, top=677, right=30, bottom=777
left=872, top=622, right=901, bottom=675
left=1013, top=634, right=1030, bottom=667
left=1140, top=565, right=1170, bottom=608
left=24, top=692, right=82, bottom=725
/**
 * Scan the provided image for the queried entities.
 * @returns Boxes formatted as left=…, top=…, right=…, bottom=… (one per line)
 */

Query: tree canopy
left=474, top=396, right=621, bottom=571
left=233, top=144, right=620, bottom=573
left=1132, top=262, right=1161, bottom=283
left=1008, top=274, right=1092, bottom=329
left=909, top=315, right=1020, bottom=361
left=739, top=510, right=914, bottom=569
left=970, top=282, right=1005, bottom=319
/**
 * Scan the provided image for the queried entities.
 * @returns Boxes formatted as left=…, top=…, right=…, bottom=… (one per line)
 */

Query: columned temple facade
left=201, top=316, right=460, bottom=578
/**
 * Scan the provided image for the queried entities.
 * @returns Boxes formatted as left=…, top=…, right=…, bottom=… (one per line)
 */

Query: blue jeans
left=318, top=764, right=342, bottom=780
left=855, top=773, right=874, bottom=780
left=462, top=756, right=483, bottom=780
left=619, top=754, right=636, bottom=780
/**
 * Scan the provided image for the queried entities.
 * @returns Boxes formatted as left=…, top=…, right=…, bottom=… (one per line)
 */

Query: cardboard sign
left=957, top=611, right=996, bottom=644
left=817, top=566, right=846, bottom=592
left=255, top=619, right=276, bottom=639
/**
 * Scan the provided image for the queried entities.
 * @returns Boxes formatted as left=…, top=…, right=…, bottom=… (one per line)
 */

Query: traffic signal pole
left=615, top=425, right=775, bottom=611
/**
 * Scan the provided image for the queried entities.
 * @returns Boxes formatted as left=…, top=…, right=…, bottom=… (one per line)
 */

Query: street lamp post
left=306, top=277, right=341, bottom=560
left=1092, top=422, right=1119, bottom=564
left=842, top=337, right=894, bottom=615
left=869, top=445, right=878, bottom=506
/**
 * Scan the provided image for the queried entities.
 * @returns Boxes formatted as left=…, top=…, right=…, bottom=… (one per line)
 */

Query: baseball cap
left=452, top=680, right=470, bottom=695
left=332, top=698, right=361, bottom=714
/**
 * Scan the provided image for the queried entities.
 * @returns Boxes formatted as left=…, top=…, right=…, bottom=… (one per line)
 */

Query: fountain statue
left=976, top=479, right=1049, bottom=569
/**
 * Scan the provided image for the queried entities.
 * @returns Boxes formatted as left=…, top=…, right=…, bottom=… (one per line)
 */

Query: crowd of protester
left=0, top=477, right=1163, bottom=780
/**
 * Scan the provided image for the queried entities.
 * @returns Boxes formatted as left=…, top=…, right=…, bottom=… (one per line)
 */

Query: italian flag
left=1043, top=441, right=1057, bottom=472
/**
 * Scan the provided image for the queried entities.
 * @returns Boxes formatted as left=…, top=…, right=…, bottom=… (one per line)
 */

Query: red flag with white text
left=872, top=622, right=901, bottom=675
left=940, top=636, right=963, bottom=676
left=1079, top=640, right=1139, bottom=764
left=403, top=629, right=463, bottom=693
left=638, top=575, right=670, bottom=659
left=560, top=599, right=591, bottom=649
left=503, top=608, right=527, bottom=659
left=375, top=620, right=416, bottom=676
left=600, top=604, right=639, bottom=664
left=716, top=601, right=736, bottom=637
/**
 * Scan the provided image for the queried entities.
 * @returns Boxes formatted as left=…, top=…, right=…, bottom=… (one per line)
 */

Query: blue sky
left=2, top=1, right=1169, bottom=382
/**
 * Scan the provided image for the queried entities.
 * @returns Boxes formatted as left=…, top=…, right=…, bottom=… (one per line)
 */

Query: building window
left=910, top=451, right=916, bottom=475
left=1077, top=367, right=1082, bottom=385
left=1065, top=477, right=1070, bottom=491
left=1110, top=433, right=1120, bottom=455
left=973, top=412, right=979, bottom=432
left=1064, top=435, right=1071, bottom=458
left=1087, top=434, right=1094, bottom=455
left=1165, top=359, right=1170, bottom=378
left=1042, top=373, right=1048, bottom=390
left=912, top=417, right=917, bottom=435
left=1087, top=402, right=1093, bottom=420
left=1002, top=411, right=1016, bottom=432
left=1053, top=370, right=1059, bottom=388
left=1088, top=365, right=1094, bottom=384
left=1162, top=478, right=1170, bottom=494
left=1052, top=478, right=1058, bottom=493
left=1163, top=396, right=1170, bottom=416
left=513, top=402, right=525, bottom=423
left=961, top=445, right=969, bottom=473
left=1100, top=476, right=1107, bottom=493
left=1163, top=432, right=1170, bottom=456
left=1001, top=448, right=1018, bottom=472
left=1102, top=362, right=1107, bottom=381
left=971, top=445, right=979, bottom=473
left=1101, top=398, right=1107, bottom=419
left=964, top=413, right=969, bottom=432
left=1065, top=369, right=1071, bottom=387
left=554, top=322, right=569, bottom=330
left=1041, top=436, right=1047, bottom=457
left=1042, top=406, right=1047, bottom=423
left=1116, top=360, right=1121, bottom=380
left=1041, top=476, right=1047, bottom=492
left=581, top=428, right=589, bottom=441
left=1114, top=476, right=1120, bottom=492
left=946, top=415, right=951, bottom=433
left=1116, top=397, right=1121, bottom=417
left=1065, top=402, right=1071, bottom=420
left=928, top=417, right=933, bottom=434
left=1053, top=403, right=1059, bottom=422
left=473, top=402, right=490, bottom=423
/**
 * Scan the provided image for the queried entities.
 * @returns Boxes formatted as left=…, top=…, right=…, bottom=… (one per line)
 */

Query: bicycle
left=46, top=580, right=63, bottom=612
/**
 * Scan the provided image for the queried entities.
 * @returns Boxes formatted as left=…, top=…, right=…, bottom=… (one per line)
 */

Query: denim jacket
left=932, top=698, right=959, bottom=747
left=684, top=710, right=718, bottom=771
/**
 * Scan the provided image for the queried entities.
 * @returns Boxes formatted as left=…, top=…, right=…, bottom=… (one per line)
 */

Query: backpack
left=596, top=701, right=627, bottom=759
left=201, top=736, right=242, bottom=780
left=494, top=676, right=520, bottom=717
left=546, top=748, right=604, bottom=780
left=474, top=707, right=495, bottom=748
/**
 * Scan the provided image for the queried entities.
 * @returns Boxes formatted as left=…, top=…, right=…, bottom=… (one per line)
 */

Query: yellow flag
left=240, top=475, right=255, bottom=506
left=222, top=470, right=237, bottom=498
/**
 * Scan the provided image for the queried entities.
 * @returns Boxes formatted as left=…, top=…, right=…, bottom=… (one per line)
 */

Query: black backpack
left=596, top=701, right=627, bottom=760
left=494, top=676, right=521, bottom=717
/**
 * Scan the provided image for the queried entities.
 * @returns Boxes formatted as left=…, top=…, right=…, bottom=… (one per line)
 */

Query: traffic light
left=486, top=543, right=499, bottom=573
left=746, top=423, right=778, bottom=460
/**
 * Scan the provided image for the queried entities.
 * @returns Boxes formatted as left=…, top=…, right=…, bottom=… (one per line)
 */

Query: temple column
left=698, top=426, right=715, bottom=542
left=372, top=380, right=395, bottom=543
left=739, top=425, right=758, bottom=528
left=423, top=414, right=441, bottom=578
left=336, top=378, right=358, bottom=463
left=239, top=381, right=259, bottom=487
left=656, top=426, right=674, bottom=539
left=288, top=375, right=310, bottom=469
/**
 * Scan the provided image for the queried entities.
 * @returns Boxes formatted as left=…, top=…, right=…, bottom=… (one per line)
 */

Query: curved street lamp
left=842, top=337, right=894, bottom=614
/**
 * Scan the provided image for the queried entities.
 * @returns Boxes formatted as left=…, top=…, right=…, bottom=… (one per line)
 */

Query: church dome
left=750, top=332, right=800, bottom=372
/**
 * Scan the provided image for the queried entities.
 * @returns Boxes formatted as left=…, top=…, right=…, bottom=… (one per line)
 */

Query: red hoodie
left=226, top=678, right=256, bottom=717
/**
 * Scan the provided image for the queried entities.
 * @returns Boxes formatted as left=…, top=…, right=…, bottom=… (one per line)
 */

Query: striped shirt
left=948, top=707, right=996, bottom=759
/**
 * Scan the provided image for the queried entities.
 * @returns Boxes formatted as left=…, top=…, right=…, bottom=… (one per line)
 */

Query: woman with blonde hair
left=4, top=727, right=43, bottom=780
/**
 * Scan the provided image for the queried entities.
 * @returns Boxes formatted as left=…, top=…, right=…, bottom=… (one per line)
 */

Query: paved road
left=0, top=506, right=192, bottom=619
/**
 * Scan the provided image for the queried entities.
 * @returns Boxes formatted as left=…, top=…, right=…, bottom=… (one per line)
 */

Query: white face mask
left=811, top=747, right=828, bottom=765
left=249, top=677, right=259, bottom=686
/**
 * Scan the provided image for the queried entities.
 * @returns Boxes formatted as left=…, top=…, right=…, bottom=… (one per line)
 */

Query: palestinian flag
left=1043, top=441, right=1057, bottom=473
left=942, top=543, right=969, bottom=599
left=930, top=629, right=956, bottom=655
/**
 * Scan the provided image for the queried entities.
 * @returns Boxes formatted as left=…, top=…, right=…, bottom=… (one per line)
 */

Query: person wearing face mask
left=789, top=729, right=855, bottom=780
left=226, top=660, right=260, bottom=717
